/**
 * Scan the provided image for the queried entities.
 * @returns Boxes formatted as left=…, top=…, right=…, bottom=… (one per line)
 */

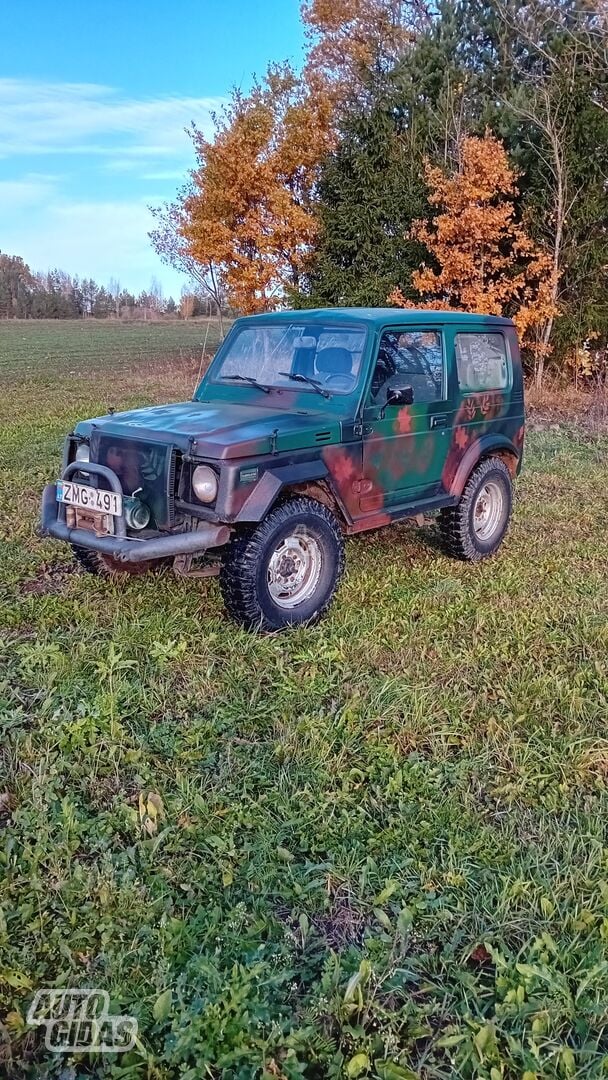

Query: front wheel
left=438, top=457, right=513, bottom=562
left=219, top=497, right=345, bottom=631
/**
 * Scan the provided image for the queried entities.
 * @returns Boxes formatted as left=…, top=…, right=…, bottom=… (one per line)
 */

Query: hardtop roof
left=238, top=307, right=514, bottom=328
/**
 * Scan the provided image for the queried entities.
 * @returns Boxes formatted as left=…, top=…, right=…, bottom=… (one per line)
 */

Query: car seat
left=315, top=347, right=356, bottom=392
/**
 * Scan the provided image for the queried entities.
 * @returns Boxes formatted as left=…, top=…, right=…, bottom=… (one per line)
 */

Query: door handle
left=430, top=414, right=448, bottom=429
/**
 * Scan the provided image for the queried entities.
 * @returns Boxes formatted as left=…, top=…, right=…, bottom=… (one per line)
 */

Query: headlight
left=124, top=498, right=151, bottom=531
left=75, top=442, right=90, bottom=463
left=192, top=465, right=218, bottom=504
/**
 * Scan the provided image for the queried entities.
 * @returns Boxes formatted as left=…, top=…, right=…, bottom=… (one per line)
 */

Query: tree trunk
left=216, top=298, right=224, bottom=338
left=534, top=105, right=565, bottom=390
left=535, top=350, right=546, bottom=390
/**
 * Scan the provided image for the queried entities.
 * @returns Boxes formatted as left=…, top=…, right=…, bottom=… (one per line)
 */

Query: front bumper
left=40, top=461, right=230, bottom=563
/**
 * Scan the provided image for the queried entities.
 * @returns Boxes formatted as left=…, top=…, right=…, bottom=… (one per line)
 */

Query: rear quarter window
left=455, top=332, right=510, bottom=392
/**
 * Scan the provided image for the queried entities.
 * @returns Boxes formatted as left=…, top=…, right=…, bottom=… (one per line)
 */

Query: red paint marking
left=455, top=427, right=468, bottom=450
left=395, top=407, right=412, bottom=434
left=326, top=448, right=357, bottom=486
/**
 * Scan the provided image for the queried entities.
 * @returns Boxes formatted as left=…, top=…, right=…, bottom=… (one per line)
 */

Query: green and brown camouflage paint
left=71, top=309, right=524, bottom=538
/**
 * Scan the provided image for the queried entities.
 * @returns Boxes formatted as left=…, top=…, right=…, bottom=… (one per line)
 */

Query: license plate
left=57, top=480, right=122, bottom=517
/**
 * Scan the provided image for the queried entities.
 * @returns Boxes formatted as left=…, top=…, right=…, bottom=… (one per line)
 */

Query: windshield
left=210, top=323, right=367, bottom=395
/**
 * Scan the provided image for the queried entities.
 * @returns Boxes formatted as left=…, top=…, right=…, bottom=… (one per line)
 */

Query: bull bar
left=40, top=461, right=230, bottom=563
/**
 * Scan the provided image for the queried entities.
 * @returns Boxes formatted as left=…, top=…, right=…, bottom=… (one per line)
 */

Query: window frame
left=205, top=320, right=369, bottom=397
left=368, top=326, right=447, bottom=407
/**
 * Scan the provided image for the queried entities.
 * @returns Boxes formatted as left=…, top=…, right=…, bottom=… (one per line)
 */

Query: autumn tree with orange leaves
left=302, top=0, right=432, bottom=101
left=153, top=0, right=428, bottom=314
left=152, top=1, right=608, bottom=375
left=174, top=67, right=334, bottom=315
left=390, top=134, right=558, bottom=383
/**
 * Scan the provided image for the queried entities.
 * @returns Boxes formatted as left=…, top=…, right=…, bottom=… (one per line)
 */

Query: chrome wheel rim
left=473, top=481, right=504, bottom=541
left=267, top=531, right=322, bottom=608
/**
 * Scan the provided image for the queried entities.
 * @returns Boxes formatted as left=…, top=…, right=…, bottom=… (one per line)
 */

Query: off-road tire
left=219, top=496, right=345, bottom=631
left=71, top=545, right=167, bottom=577
left=438, top=457, right=513, bottom=562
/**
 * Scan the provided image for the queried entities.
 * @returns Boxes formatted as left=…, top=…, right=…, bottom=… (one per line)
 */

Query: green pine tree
left=298, top=97, right=428, bottom=307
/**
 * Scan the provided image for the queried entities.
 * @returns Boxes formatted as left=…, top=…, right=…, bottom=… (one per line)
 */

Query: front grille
left=90, top=432, right=174, bottom=529
left=167, top=450, right=180, bottom=524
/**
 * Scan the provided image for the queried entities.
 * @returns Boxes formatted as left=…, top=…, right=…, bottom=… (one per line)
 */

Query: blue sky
left=0, top=0, right=305, bottom=297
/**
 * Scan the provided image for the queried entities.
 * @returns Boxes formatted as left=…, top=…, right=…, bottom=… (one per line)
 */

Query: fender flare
left=449, top=435, right=520, bottom=498
left=235, top=459, right=330, bottom=522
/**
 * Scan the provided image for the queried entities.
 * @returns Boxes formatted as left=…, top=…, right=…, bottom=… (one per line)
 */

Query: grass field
left=2, top=320, right=608, bottom=1079
left=0, top=317, right=222, bottom=380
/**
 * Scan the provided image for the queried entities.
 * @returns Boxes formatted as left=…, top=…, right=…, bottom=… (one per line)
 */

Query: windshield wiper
left=277, top=371, right=330, bottom=399
left=220, top=373, right=271, bottom=394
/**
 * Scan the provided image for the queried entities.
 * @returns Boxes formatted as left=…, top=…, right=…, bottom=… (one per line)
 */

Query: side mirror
left=386, top=385, right=414, bottom=406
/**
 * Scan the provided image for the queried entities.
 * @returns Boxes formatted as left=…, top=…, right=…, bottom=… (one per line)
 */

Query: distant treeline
left=0, top=252, right=219, bottom=320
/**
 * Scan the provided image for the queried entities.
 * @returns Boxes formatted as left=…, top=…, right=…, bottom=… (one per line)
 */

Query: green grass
left=2, top=321, right=608, bottom=1079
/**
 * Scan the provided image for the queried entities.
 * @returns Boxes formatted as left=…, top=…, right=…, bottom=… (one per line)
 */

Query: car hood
left=76, top=400, right=342, bottom=459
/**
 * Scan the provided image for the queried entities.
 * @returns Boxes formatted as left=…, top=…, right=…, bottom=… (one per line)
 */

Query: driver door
left=360, top=326, right=452, bottom=512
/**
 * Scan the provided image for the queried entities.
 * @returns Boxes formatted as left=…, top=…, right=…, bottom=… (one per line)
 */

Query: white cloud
left=0, top=78, right=221, bottom=160
left=0, top=80, right=221, bottom=292
left=0, top=173, right=59, bottom=208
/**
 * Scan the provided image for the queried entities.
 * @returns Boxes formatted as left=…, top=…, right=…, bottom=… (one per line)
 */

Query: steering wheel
left=323, top=373, right=357, bottom=392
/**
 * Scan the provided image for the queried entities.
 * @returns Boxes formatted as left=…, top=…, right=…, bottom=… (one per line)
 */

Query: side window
left=371, top=330, right=444, bottom=405
left=455, top=332, right=510, bottom=392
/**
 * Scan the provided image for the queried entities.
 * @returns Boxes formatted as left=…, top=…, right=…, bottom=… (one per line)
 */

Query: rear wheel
left=71, top=545, right=167, bottom=577
left=438, top=457, right=513, bottom=561
left=219, top=496, right=345, bottom=631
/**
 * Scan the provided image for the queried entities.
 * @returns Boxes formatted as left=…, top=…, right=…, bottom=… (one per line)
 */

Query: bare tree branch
left=149, top=199, right=225, bottom=334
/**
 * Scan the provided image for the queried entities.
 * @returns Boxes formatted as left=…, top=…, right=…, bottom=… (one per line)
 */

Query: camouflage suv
left=41, top=308, right=524, bottom=630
